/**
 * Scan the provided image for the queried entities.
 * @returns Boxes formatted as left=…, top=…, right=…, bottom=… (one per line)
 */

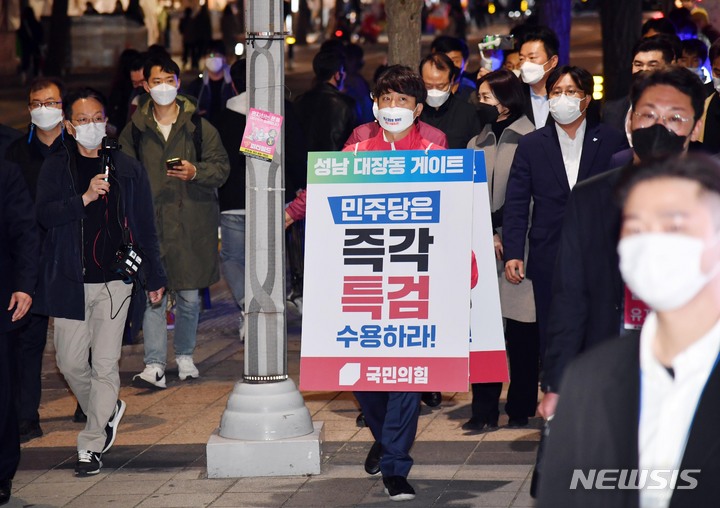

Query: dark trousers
left=531, top=273, right=552, bottom=363
left=16, top=313, right=48, bottom=423
left=354, top=391, right=421, bottom=478
left=0, top=331, right=21, bottom=481
left=471, top=319, right=540, bottom=421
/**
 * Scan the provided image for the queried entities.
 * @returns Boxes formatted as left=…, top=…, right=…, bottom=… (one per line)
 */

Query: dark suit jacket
left=0, top=162, right=38, bottom=333
left=503, top=121, right=629, bottom=285
left=601, top=96, right=630, bottom=133
left=538, top=334, right=720, bottom=508
left=294, top=82, right=357, bottom=152
left=542, top=166, right=629, bottom=392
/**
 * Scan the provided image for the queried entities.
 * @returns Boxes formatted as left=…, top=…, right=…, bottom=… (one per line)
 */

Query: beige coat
left=468, top=115, right=536, bottom=322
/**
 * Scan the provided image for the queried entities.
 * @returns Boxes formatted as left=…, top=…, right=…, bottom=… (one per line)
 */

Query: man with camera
left=34, top=88, right=166, bottom=477
left=119, top=55, right=229, bottom=389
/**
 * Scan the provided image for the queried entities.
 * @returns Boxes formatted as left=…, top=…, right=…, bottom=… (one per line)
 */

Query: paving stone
left=137, top=492, right=221, bottom=507
left=156, top=478, right=236, bottom=494
left=63, top=494, right=148, bottom=508
left=209, top=491, right=295, bottom=507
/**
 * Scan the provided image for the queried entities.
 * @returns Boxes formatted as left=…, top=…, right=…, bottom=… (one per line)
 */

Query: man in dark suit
left=503, top=65, right=628, bottom=359
left=537, top=153, right=720, bottom=507
left=602, top=36, right=674, bottom=133
left=539, top=67, right=707, bottom=419
left=0, top=162, right=39, bottom=505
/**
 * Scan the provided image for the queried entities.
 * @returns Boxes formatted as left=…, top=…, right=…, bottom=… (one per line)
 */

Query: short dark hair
left=546, top=65, right=593, bottom=97
left=502, top=49, right=519, bottom=66
left=632, top=36, right=675, bottom=65
left=616, top=153, right=720, bottom=217
left=430, top=35, right=469, bottom=61
left=709, top=38, right=720, bottom=65
left=206, top=39, right=226, bottom=56
left=312, top=50, right=345, bottom=82
left=373, top=65, right=427, bottom=106
left=229, top=59, right=246, bottom=92
left=28, top=77, right=65, bottom=100
left=143, top=54, right=180, bottom=80
left=63, top=87, right=107, bottom=118
left=520, top=25, right=559, bottom=59
left=477, top=69, right=526, bottom=118
left=641, top=17, right=677, bottom=37
left=419, top=52, right=459, bottom=85
left=682, top=38, right=709, bottom=62
left=629, top=66, right=706, bottom=121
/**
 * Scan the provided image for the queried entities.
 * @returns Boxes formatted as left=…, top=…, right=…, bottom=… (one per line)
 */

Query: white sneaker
left=132, top=364, right=166, bottom=389
left=177, top=355, right=199, bottom=380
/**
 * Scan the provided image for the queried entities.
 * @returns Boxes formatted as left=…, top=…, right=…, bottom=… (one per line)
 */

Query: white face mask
left=713, top=76, right=720, bottom=94
left=687, top=66, right=705, bottom=81
left=73, top=121, right=107, bottom=150
left=226, top=91, right=248, bottom=115
left=206, top=56, right=225, bottom=73
left=549, top=94, right=586, bottom=125
left=426, top=88, right=451, bottom=108
left=376, top=106, right=416, bottom=133
left=31, top=106, right=64, bottom=131
left=149, top=83, right=178, bottom=106
left=618, top=233, right=718, bottom=312
left=511, top=69, right=521, bottom=78
left=520, top=60, right=548, bottom=85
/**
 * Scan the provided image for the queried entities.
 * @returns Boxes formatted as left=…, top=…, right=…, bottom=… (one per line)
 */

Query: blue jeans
left=220, top=213, right=246, bottom=309
left=142, top=289, right=200, bottom=367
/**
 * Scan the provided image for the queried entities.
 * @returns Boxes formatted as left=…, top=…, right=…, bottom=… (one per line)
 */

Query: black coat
left=294, top=82, right=357, bottom=152
left=34, top=138, right=166, bottom=320
left=542, top=166, right=629, bottom=392
left=419, top=92, right=482, bottom=149
left=0, top=161, right=38, bottom=333
left=537, top=333, right=720, bottom=508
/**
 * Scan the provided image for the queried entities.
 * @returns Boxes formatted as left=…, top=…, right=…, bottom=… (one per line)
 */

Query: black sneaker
left=383, top=476, right=416, bottom=501
left=75, top=450, right=102, bottom=476
left=506, top=417, right=529, bottom=428
left=18, top=420, right=43, bottom=443
left=102, top=400, right=126, bottom=454
left=461, top=418, right=499, bottom=433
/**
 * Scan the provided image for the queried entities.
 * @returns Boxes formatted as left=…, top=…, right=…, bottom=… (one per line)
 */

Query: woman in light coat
left=465, top=69, right=538, bottom=432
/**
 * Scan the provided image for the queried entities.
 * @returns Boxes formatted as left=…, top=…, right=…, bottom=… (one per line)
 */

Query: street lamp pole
left=206, top=0, right=322, bottom=478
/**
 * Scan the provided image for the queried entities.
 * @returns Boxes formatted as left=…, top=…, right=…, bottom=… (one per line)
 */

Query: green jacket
left=120, top=94, right=230, bottom=290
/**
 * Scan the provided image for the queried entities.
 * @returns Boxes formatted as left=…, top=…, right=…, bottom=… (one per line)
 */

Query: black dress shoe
left=19, top=420, right=43, bottom=443
left=364, top=441, right=382, bottom=475
left=0, top=479, right=11, bottom=506
left=462, top=417, right=499, bottom=433
left=421, top=392, right=442, bottom=407
left=73, top=402, right=87, bottom=423
left=506, top=417, right=529, bottom=428
left=355, top=412, right=366, bottom=428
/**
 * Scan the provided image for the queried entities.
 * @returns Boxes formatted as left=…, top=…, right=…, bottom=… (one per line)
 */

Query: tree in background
left=600, top=0, right=642, bottom=101
left=386, top=0, right=424, bottom=67
left=538, top=0, right=572, bottom=65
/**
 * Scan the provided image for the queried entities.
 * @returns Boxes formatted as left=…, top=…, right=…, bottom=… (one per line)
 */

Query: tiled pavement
left=8, top=280, right=541, bottom=507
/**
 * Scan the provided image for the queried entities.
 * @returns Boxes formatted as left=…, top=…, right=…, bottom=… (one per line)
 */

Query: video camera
left=478, top=35, right=515, bottom=71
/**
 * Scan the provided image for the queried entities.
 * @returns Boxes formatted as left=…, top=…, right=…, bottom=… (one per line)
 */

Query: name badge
left=624, top=285, right=650, bottom=330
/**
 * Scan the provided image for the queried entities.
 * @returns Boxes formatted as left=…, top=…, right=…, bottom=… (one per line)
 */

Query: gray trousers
left=54, top=281, right=132, bottom=452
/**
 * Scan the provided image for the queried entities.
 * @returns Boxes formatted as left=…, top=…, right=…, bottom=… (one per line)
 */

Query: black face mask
left=631, top=124, right=688, bottom=161
left=476, top=101, right=500, bottom=125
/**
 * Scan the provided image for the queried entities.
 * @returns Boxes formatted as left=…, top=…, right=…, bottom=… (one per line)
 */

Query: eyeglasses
left=632, top=111, right=692, bottom=130
left=548, top=89, right=585, bottom=99
left=73, top=116, right=106, bottom=126
left=29, top=100, right=62, bottom=110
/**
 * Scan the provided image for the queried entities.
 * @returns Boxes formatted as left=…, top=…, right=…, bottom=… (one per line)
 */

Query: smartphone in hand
left=165, top=157, right=182, bottom=171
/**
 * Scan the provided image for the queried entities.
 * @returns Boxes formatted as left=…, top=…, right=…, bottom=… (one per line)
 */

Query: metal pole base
left=206, top=379, right=322, bottom=478
left=219, top=378, right=314, bottom=440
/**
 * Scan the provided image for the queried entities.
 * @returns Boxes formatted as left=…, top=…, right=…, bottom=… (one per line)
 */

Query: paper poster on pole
left=299, top=149, right=474, bottom=392
left=239, top=108, right=283, bottom=160
left=469, top=150, right=509, bottom=383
